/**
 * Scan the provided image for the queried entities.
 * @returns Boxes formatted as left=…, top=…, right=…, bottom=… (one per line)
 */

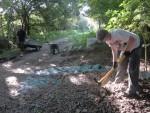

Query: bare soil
left=0, top=43, right=149, bottom=113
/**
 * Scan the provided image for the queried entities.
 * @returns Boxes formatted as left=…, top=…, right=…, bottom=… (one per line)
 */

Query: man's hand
left=117, top=51, right=131, bottom=64
left=123, top=51, right=131, bottom=57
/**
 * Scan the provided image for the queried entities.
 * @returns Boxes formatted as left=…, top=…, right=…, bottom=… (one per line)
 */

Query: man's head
left=96, top=29, right=109, bottom=43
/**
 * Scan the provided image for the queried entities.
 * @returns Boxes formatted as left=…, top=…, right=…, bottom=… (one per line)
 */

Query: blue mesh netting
left=19, top=64, right=106, bottom=92
left=36, top=64, right=106, bottom=75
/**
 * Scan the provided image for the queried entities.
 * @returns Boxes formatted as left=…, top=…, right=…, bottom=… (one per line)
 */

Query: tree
left=85, top=0, right=123, bottom=28
left=106, top=0, right=150, bottom=42
left=0, top=0, right=81, bottom=37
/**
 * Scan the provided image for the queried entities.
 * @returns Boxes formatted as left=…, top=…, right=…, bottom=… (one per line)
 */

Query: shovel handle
left=117, top=55, right=126, bottom=64
left=97, top=45, right=128, bottom=86
left=97, top=68, right=115, bottom=86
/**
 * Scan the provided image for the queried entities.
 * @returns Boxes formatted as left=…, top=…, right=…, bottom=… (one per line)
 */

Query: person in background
left=17, top=27, right=26, bottom=56
left=96, top=28, right=143, bottom=97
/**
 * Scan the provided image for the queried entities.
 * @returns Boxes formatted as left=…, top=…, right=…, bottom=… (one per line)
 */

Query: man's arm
left=105, top=41, right=118, bottom=68
left=117, top=36, right=135, bottom=63
left=125, top=36, right=135, bottom=52
left=111, top=46, right=118, bottom=69
left=111, top=46, right=118, bottom=62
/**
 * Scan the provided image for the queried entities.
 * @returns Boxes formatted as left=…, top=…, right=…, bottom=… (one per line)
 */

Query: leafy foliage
left=85, top=0, right=123, bottom=25
left=0, top=0, right=150, bottom=45
left=86, top=0, right=150, bottom=43
left=0, top=0, right=80, bottom=38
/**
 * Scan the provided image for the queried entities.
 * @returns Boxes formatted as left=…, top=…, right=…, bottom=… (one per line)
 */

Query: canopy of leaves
left=0, top=0, right=150, bottom=43
left=0, top=0, right=80, bottom=39
left=86, top=0, right=150, bottom=43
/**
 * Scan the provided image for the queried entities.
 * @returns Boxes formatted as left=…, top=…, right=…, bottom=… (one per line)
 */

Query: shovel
left=95, top=55, right=126, bottom=86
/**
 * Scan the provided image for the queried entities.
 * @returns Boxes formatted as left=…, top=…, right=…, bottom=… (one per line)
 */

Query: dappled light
left=11, top=67, right=33, bottom=74
left=38, top=58, right=44, bottom=62
left=6, top=76, right=19, bottom=86
left=69, top=76, right=81, bottom=85
left=2, top=61, right=13, bottom=68
left=104, top=82, right=126, bottom=94
left=1, top=61, right=34, bottom=74
left=5, top=76, right=20, bottom=97
left=69, top=74, right=92, bottom=85
left=5, top=76, right=35, bottom=97
left=42, top=53, right=48, bottom=57
left=35, top=66, right=41, bottom=70
left=50, top=63, right=57, bottom=67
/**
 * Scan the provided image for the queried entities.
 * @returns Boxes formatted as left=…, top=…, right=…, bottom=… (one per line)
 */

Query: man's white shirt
left=109, top=29, right=140, bottom=51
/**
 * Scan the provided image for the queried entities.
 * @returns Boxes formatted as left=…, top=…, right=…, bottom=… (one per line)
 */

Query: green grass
left=29, top=29, right=96, bottom=49
left=33, top=30, right=96, bottom=48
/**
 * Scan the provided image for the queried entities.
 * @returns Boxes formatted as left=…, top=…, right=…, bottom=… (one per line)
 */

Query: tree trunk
left=21, top=11, right=30, bottom=36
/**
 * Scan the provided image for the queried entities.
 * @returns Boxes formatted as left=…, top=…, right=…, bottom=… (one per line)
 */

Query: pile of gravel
left=3, top=73, right=118, bottom=113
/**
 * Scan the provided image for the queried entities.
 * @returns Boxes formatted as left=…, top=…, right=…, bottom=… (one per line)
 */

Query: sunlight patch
left=35, top=66, right=41, bottom=70
left=50, top=64, right=57, bottom=67
left=6, top=76, right=19, bottom=86
left=5, top=76, right=20, bottom=97
left=69, top=76, right=81, bottom=85
left=38, top=58, right=43, bottom=62
left=42, top=53, right=48, bottom=57
left=9, top=88, right=20, bottom=97
left=10, top=67, right=34, bottom=74
left=11, top=68, right=28, bottom=74
left=2, top=61, right=13, bottom=68
left=69, top=74, right=91, bottom=85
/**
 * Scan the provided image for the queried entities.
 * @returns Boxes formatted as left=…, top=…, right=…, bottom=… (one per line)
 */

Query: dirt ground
left=0, top=42, right=149, bottom=113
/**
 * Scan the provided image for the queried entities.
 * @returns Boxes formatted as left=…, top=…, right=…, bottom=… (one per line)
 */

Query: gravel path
left=0, top=41, right=149, bottom=113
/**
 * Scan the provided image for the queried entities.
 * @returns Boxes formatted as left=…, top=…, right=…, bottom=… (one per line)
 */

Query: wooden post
left=143, top=43, right=150, bottom=72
